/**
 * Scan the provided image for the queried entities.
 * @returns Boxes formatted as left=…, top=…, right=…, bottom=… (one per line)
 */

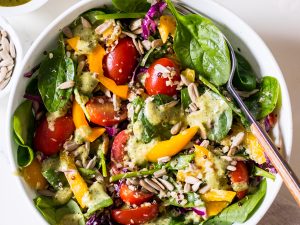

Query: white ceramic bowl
left=5, top=0, right=293, bottom=224
left=0, top=17, right=23, bottom=98
left=0, top=0, right=48, bottom=16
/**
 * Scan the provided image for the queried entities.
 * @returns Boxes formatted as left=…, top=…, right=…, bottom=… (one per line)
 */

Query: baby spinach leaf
left=168, top=154, right=195, bottom=170
left=34, top=196, right=58, bottom=225
left=152, top=94, right=174, bottom=105
left=181, top=88, right=192, bottom=109
left=38, top=38, right=75, bottom=113
left=204, top=179, right=267, bottom=225
left=245, top=76, right=280, bottom=120
left=82, top=10, right=106, bottom=24
left=166, top=0, right=231, bottom=86
left=233, top=53, right=257, bottom=91
left=208, top=109, right=233, bottom=141
left=13, top=100, right=35, bottom=167
left=112, top=0, right=150, bottom=13
left=78, top=168, right=96, bottom=180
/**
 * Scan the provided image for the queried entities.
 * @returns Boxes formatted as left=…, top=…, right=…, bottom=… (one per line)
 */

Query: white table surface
left=0, top=0, right=299, bottom=224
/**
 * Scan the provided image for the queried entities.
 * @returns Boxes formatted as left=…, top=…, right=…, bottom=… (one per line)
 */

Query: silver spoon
left=173, top=1, right=300, bottom=206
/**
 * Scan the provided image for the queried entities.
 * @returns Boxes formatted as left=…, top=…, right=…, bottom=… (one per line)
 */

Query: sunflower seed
left=132, top=38, right=143, bottom=55
left=151, top=178, right=166, bottom=190
left=122, top=31, right=137, bottom=39
left=86, top=156, right=97, bottom=169
left=151, top=39, right=163, bottom=48
left=184, top=183, right=191, bottom=193
left=102, top=134, right=109, bottom=155
left=137, top=40, right=144, bottom=54
left=0, top=77, right=10, bottom=90
left=154, top=64, right=170, bottom=74
left=185, top=176, right=200, bottom=185
left=133, top=28, right=143, bottom=35
left=112, top=94, right=121, bottom=111
left=81, top=16, right=92, bottom=28
left=158, top=178, right=174, bottom=191
left=0, top=66, right=7, bottom=83
left=95, top=20, right=114, bottom=35
left=130, top=19, right=142, bottom=31
left=192, top=181, right=202, bottom=192
left=231, top=160, right=237, bottom=166
left=189, top=102, right=198, bottom=112
left=7, top=65, right=14, bottom=71
left=153, top=168, right=167, bottom=178
left=57, top=80, right=75, bottom=89
left=127, top=178, right=140, bottom=186
left=1, top=37, right=10, bottom=52
left=199, top=123, right=207, bottom=139
left=231, top=132, right=245, bottom=148
left=221, top=155, right=233, bottom=162
left=171, top=121, right=182, bottom=135
left=157, top=156, right=171, bottom=164
left=227, top=165, right=237, bottom=171
left=199, top=184, right=210, bottom=194
left=141, top=40, right=152, bottom=51
left=140, top=180, right=158, bottom=194
left=180, top=74, right=191, bottom=86
left=144, top=178, right=164, bottom=191
left=1, top=30, right=7, bottom=38
left=188, top=83, right=199, bottom=103
left=200, top=140, right=209, bottom=148
left=62, top=26, right=73, bottom=38
left=63, top=140, right=80, bottom=151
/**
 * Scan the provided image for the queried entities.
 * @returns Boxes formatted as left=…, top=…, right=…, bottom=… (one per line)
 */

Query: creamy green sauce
left=126, top=135, right=159, bottom=165
left=0, top=0, right=31, bottom=7
left=187, top=90, right=228, bottom=130
left=204, top=156, right=228, bottom=189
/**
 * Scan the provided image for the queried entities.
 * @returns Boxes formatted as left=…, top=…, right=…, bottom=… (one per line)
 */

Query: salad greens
left=166, top=0, right=231, bottom=86
left=13, top=0, right=281, bottom=225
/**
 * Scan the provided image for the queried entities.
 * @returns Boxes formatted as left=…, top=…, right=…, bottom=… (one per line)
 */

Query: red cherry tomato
left=34, top=116, right=75, bottom=156
left=111, top=130, right=129, bottom=163
left=86, top=96, right=127, bottom=126
left=103, top=37, right=139, bottom=85
left=112, top=204, right=159, bottom=225
left=229, top=161, right=249, bottom=199
left=120, top=183, right=153, bottom=205
left=145, top=58, right=180, bottom=96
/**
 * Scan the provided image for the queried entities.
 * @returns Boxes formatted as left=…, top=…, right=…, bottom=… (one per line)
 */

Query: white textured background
left=0, top=0, right=299, bottom=224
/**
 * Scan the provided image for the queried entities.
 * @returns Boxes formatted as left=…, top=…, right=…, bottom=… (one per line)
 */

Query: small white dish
left=0, top=0, right=48, bottom=16
left=5, top=0, right=293, bottom=224
left=0, top=17, right=23, bottom=98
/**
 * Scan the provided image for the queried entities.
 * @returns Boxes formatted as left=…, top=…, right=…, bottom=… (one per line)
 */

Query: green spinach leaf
left=82, top=10, right=106, bottom=24
left=204, top=179, right=267, bottom=225
left=245, top=76, right=280, bottom=120
left=112, top=0, right=150, bottom=13
left=181, top=88, right=192, bottom=109
left=166, top=0, right=231, bottom=86
left=13, top=100, right=35, bottom=167
left=168, top=154, right=194, bottom=170
left=38, top=37, right=75, bottom=113
left=208, top=109, right=233, bottom=141
left=253, top=166, right=276, bottom=181
left=95, top=12, right=145, bottom=20
left=233, top=53, right=257, bottom=91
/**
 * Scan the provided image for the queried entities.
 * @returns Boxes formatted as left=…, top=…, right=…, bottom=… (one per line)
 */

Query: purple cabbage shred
left=192, top=207, right=206, bottom=216
left=142, top=1, right=167, bottom=39
left=24, top=64, right=40, bottom=78
left=86, top=213, right=114, bottom=225
left=105, top=126, right=119, bottom=137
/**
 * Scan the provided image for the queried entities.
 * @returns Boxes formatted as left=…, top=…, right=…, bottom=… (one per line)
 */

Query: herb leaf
left=38, top=37, right=75, bottom=113
left=166, top=0, right=231, bottom=86
left=245, top=76, right=280, bottom=120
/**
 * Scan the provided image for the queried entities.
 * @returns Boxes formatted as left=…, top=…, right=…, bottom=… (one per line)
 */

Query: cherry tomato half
left=112, top=204, right=159, bottom=225
left=229, top=161, right=249, bottom=199
left=34, top=116, right=75, bottom=156
left=86, top=96, right=127, bottom=127
left=145, top=58, right=180, bottom=96
left=103, top=37, right=139, bottom=85
left=111, top=130, right=129, bottom=163
left=120, top=183, right=153, bottom=205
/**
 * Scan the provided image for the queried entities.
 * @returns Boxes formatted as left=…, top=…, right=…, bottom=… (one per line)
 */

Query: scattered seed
left=200, top=140, right=209, bottom=148
left=231, top=160, right=237, bottom=166
left=81, top=16, right=92, bottom=28
left=231, top=132, right=245, bottom=148
left=184, top=183, right=191, bottom=193
left=130, top=19, right=142, bottom=31
left=185, top=176, right=200, bottom=185
left=192, top=181, right=202, bottom=192
left=86, top=156, right=97, bottom=169
left=171, top=121, right=182, bottom=135
left=188, top=83, right=199, bottom=103
left=158, top=178, right=174, bottom=191
left=199, top=184, right=210, bottom=194
left=221, top=155, right=233, bottom=162
left=57, top=80, right=75, bottom=89
left=102, top=134, right=109, bottom=155
left=180, top=74, right=191, bottom=86
left=9, top=40, right=15, bottom=58
left=144, top=178, right=163, bottom=191
left=122, top=31, right=137, bottom=39
left=153, top=168, right=167, bottom=178
left=199, top=123, right=207, bottom=139
left=63, top=140, right=80, bottom=151
left=0, top=66, right=7, bottom=83
left=0, top=77, right=10, bottom=90
left=62, top=26, right=73, bottom=38
left=151, top=178, right=165, bottom=190
left=189, top=102, right=198, bottom=112
left=141, top=40, right=151, bottom=51
left=112, top=94, right=121, bottom=111
left=227, top=165, right=237, bottom=171
left=139, top=180, right=158, bottom=194
left=1, top=36, right=10, bottom=52
left=157, top=156, right=171, bottom=164
left=151, top=39, right=163, bottom=48
left=95, top=20, right=114, bottom=35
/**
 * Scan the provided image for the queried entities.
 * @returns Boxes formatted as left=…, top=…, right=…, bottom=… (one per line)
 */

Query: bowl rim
left=0, top=0, right=48, bottom=16
left=5, top=0, right=293, bottom=224
left=0, top=17, right=23, bottom=98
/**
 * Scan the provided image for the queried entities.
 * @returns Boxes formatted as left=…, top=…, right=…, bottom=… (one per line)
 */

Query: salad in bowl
left=11, top=0, right=282, bottom=224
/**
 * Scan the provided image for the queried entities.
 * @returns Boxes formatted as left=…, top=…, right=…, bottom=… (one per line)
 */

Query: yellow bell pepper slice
left=245, top=132, right=266, bottom=164
left=194, top=145, right=213, bottom=169
left=206, top=201, right=229, bottom=217
left=67, top=36, right=80, bottom=51
left=88, top=44, right=106, bottom=75
left=22, top=158, right=48, bottom=190
left=72, top=100, right=105, bottom=142
left=181, top=68, right=195, bottom=83
left=146, top=127, right=198, bottom=162
left=60, top=151, right=89, bottom=208
left=201, top=189, right=236, bottom=202
left=158, top=15, right=176, bottom=43
left=97, top=75, right=128, bottom=99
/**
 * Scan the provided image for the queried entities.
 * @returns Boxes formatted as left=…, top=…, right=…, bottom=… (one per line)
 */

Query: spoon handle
left=250, top=122, right=300, bottom=206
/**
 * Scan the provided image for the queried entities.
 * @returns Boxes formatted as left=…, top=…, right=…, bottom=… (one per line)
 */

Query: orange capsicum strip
left=67, top=36, right=80, bottom=51
left=146, top=127, right=198, bottom=162
left=72, top=100, right=105, bottom=142
left=60, top=151, right=89, bottom=208
left=97, top=75, right=128, bottom=99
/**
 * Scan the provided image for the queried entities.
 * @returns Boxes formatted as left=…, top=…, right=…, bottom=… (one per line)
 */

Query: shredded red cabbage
left=24, top=64, right=40, bottom=78
left=23, top=93, right=43, bottom=115
left=142, top=1, right=167, bottom=39
left=86, top=212, right=115, bottom=225
left=105, top=126, right=119, bottom=137
left=192, top=207, right=207, bottom=216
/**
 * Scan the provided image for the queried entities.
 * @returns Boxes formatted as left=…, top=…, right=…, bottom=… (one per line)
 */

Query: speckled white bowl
left=5, top=0, right=293, bottom=224
left=0, top=0, right=48, bottom=16
left=0, top=17, right=23, bottom=98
